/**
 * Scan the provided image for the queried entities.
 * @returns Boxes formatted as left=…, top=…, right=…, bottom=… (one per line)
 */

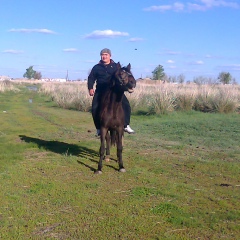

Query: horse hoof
left=94, top=170, right=102, bottom=174
left=119, top=168, right=126, bottom=173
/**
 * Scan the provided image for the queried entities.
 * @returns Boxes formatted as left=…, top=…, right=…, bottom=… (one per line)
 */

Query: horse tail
left=110, top=130, right=117, bottom=146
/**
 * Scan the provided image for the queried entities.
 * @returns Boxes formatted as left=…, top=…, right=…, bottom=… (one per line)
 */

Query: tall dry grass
left=40, top=82, right=92, bottom=112
left=37, top=81, right=240, bottom=114
left=193, top=84, right=240, bottom=113
left=0, top=80, right=20, bottom=92
left=127, top=82, right=240, bottom=114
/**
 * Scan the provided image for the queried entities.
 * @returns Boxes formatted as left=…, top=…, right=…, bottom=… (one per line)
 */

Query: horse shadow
left=19, top=135, right=118, bottom=172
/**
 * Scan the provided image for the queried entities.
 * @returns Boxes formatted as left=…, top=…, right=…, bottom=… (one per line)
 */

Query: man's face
left=101, top=53, right=111, bottom=64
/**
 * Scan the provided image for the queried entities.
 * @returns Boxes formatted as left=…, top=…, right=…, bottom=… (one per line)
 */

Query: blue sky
left=1, top=0, right=240, bottom=82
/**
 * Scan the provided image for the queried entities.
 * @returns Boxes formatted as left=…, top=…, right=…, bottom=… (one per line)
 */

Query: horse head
left=115, top=62, right=136, bottom=93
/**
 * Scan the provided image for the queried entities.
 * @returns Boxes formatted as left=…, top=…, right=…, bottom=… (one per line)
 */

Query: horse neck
left=108, top=86, right=124, bottom=103
left=113, top=84, right=125, bottom=100
left=101, top=86, right=124, bottom=112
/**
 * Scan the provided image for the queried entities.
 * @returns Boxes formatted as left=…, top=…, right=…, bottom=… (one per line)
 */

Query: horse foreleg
left=117, top=131, right=126, bottom=172
left=95, top=128, right=107, bottom=174
left=105, top=131, right=110, bottom=162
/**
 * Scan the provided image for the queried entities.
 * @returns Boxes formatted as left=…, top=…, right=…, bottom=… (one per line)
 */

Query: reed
left=0, top=80, right=20, bottom=92
left=39, top=82, right=92, bottom=112
left=194, top=84, right=240, bottom=113
left=25, top=81, right=240, bottom=114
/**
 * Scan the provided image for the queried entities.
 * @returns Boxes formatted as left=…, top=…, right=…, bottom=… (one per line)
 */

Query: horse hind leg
left=117, top=132, right=126, bottom=172
left=95, top=146, right=104, bottom=174
left=95, top=128, right=107, bottom=174
left=105, top=131, right=110, bottom=162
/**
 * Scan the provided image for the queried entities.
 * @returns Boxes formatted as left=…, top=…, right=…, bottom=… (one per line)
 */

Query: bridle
left=117, top=68, right=133, bottom=86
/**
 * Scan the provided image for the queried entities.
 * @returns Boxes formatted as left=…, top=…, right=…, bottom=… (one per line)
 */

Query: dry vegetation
left=40, top=81, right=92, bottom=112
left=0, top=80, right=20, bottom=92
left=38, top=80, right=240, bottom=114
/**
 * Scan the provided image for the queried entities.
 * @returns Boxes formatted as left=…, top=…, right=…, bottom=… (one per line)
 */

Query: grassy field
left=0, top=84, right=239, bottom=239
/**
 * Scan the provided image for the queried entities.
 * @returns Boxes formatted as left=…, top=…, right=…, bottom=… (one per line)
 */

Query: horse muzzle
left=128, top=88, right=134, bottom=93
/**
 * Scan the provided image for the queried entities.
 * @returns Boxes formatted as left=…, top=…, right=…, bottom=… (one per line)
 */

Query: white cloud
left=2, top=49, right=24, bottom=54
left=189, top=60, right=204, bottom=65
left=231, top=64, right=240, bottom=71
left=8, top=28, right=57, bottom=34
left=173, top=2, right=185, bottom=11
left=199, top=0, right=239, bottom=8
left=144, top=0, right=239, bottom=12
left=84, top=30, right=129, bottom=39
left=144, top=5, right=172, bottom=12
left=166, top=51, right=181, bottom=55
left=167, top=60, right=175, bottom=63
left=158, top=50, right=182, bottom=55
left=205, top=54, right=222, bottom=59
left=63, top=48, right=78, bottom=52
left=219, top=63, right=240, bottom=71
left=205, top=54, right=213, bottom=58
left=188, top=3, right=207, bottom=11
left=128, top=37, right=144, bottom=42
left=143, top=3, right=184, bottom=12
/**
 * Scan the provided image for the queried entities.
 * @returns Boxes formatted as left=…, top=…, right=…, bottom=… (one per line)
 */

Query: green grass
left=0, top=86, right=239, bottom=239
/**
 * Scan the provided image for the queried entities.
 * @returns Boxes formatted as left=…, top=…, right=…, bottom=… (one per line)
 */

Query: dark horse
left=95, top=62, right=136, bottom=174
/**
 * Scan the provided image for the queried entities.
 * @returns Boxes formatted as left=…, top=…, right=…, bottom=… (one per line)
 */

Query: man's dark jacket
left=87, top=60, right=117, bottom=92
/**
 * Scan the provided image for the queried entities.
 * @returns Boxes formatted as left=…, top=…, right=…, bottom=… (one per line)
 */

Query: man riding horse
left=87, top=48, right=135, bottom=136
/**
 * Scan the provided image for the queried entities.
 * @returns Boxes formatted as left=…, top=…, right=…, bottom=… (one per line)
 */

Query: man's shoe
left=95, top=129, right=101, bottom=137
left=124, top=125, right=135, bottom=134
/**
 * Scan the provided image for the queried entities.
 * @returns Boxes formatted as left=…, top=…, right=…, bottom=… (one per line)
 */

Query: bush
left=193, top=85, right=239, bottom=113
left=211, top=89, right=239, bottom=113
left=147, top=88, right=175, bottom=114
left=175, top=94, right=196, bottom=111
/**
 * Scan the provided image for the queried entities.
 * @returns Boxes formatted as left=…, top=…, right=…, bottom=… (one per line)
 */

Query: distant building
left=41, top=78, right=67, bottom=82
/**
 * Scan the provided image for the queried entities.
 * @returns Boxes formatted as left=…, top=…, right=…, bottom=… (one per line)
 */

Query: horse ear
left=117, top=62, right=121, bottom=69
left=127, top=63, right=131, bottom=71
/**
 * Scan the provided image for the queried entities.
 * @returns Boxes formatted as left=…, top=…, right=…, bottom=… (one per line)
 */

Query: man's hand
left=89, top=89, right=95, bottom=96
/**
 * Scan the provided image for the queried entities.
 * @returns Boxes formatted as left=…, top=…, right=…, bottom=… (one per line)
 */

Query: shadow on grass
left=19, top=135, right=119, bottom=172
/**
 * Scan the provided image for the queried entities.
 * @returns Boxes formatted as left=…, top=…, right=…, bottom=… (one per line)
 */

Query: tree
left=177, top=74, right=185, bottom=84
left=168, top=76, right=177, bottom=83
left=23, top=66, right=36, bottom=79
left=193, top=76, right=217, bottom=85
left=218, top=72, right=232, bottom=84
left=232, top=77, right=238, bottom=85
left=152, top=65, right=165, bottom=80
left=34, top=71, right=42, bottom=80
left=168, top=74, right=186, bottom=83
